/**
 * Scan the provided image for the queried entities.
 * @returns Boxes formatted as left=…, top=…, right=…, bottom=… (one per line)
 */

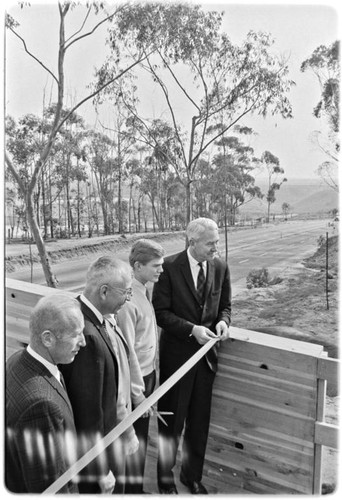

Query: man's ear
left=133, top=261, right=141, bottom=271
left=41, top=330, right=54, bottom=348
left=99, top=284, right=108, bottom=300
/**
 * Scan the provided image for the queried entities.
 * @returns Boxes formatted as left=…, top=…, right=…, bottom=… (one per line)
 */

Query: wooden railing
left=5, top=278, right=339, bottom=494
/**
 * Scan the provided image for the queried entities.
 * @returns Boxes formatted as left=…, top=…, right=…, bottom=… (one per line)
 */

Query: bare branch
left=55, top=51, right=152, bottom=135
left=64, top=3, right=128, bottom=51
left=7, top=25, right=58, bottom=84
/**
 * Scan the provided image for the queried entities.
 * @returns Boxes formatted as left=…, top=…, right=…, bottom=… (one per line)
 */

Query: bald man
left=6, top=294, right=86, bottom=493
left=59, top=255, right=137, bottom=494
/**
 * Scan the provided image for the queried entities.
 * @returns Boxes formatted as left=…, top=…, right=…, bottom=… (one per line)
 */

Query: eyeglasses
left=105, top=283, right=133, bottom=298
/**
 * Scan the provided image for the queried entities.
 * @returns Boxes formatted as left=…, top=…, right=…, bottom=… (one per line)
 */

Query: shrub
left=246, top=267, right=270, bottom=289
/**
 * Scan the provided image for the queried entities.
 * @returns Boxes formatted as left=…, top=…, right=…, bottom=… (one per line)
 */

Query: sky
left=3, top=0, right=340, bottom=182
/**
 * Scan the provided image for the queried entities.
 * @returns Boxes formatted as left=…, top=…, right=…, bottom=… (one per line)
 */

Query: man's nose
left=79, top=333, right=86, bottom=346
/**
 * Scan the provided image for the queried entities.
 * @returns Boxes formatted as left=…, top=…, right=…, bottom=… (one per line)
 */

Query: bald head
left=29, top=294, right=82, bottom=342
left=29, top=293, right=85, bottom=364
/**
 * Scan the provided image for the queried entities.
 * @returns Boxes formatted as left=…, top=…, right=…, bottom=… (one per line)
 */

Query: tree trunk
left=185, top=181, right=191, bottom=225
left=26, top=192, right=58, bottom=288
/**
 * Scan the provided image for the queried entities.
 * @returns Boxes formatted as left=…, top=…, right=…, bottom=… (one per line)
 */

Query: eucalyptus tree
left=94, top=94, right=138, bottom=233
left=47, top=106, right=89, bottom=237
left=282, top=202, right=291, bottom=220
left=301, top=41, right=339, bottom=192
left=5, top=1, right=163, bottom=287
left=6, top=113, right=52, bottom=235
left=261, top=150, right=287, bottom=222
left=106, top=3, right=294, bottom=223
left=86, top=130, right=117, bottom=235
left=124, top=117, right=183, bottom=230
left=125, top=157, right=141, bottom=231
left=210, top=136, right=263, bottom=225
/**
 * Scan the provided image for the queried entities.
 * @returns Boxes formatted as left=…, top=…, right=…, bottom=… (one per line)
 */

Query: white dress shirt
left=187, top=247, right=207, bottom=289
left=27, top=344, right=63, bottom=385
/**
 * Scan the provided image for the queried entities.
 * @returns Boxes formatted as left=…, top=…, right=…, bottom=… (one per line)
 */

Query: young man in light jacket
left=117, top=238, right=165, bottom=494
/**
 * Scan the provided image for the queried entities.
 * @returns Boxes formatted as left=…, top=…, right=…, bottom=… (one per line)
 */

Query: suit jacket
left=5, top=349, right=78, bottom=493
left=152, top=250, right=231, bottom=372
left=59, top=297, right=119, bottom=478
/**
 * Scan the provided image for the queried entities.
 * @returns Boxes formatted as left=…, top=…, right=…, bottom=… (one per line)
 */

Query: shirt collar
left=27, top=344, right=61, bottom=382
left=133, top=277, right=148, bottom=292
left=80, top=293, right=104, bottom=324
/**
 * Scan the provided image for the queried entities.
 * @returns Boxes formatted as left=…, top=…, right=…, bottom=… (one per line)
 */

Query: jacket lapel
left=23, top=350, right=74, bottom=414
left=77, top=296, right=115, bottom=355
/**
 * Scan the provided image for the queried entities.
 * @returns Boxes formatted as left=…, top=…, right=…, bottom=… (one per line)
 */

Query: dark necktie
left=197, top=262, right=205, bottom=303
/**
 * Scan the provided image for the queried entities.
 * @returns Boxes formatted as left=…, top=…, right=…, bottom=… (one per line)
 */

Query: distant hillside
left=239, top=178, right=339, bottom=217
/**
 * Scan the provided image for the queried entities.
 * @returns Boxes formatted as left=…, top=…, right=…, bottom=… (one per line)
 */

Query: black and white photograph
left=3, top=0, right=340, bottom=495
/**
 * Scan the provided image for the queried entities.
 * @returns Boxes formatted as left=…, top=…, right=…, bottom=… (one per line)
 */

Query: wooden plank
left=315, top=422, right=339, bottom=449
left=211, top=392, right=316, bottom=442
left=313, top=370, right=327, bottom=494
left=214, top=368, right=316, bottom=416
left=229, top=326, right=325, bottom=357
left=204, top=446, right=313, bottom=494
left=317, top=356, right=339, bottom=386
left=209, top=422, right=314, bottom=455
left=219, top=342, right=321, bottom=380
left=6, top=277, right=72, bottom=308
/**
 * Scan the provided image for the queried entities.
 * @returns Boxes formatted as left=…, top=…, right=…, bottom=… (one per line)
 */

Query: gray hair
left=129, top=239, right=165, bottom=267
left=85, top=255, right=132, bottom=289
left=186, top=217, right=218, bottom=241
left=29, top=294, right=82, bottom=340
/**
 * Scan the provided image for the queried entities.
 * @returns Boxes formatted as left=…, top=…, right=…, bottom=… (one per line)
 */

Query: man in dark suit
left=59, top=255, right=135, bottom=494
left=152, top=217, right=231, bottom=494
left=6, top=294, right=86, bottom=493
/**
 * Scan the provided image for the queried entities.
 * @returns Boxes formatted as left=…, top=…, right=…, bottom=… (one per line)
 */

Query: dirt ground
left=233, top=235, right=339, bottom=493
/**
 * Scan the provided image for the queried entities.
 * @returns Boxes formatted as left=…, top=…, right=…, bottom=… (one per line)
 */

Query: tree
left=86, top=130, right=115, bottom=235
left=261, top=150, right=287, bottom=222
left=103, top=4, right=294, bottom=224
left=301, top=41, right=339, bottom=133
left=282, top=202, right=290, bottom=220
left=5, top=2, right=157, bottom=287
left=301, top=41, right=339, bottom=192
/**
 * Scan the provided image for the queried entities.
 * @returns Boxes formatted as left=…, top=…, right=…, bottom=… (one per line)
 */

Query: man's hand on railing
left=215, top=320, right=230, bottom=341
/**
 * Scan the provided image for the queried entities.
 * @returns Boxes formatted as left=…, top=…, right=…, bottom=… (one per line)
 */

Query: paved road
left=8, top=219, right=333, bottom=297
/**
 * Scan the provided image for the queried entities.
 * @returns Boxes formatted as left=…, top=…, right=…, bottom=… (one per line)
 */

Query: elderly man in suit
left=5, top=293, right=86, bottom=493
left=60, top=255, right=138, bottom=494
left=152, top=217, right=231, bottom=494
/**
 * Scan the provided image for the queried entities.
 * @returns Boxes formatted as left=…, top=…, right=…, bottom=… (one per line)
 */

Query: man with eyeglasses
left=6, top=294, right=86, bottom=493
left=59, top=255, right=136, bottom=494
